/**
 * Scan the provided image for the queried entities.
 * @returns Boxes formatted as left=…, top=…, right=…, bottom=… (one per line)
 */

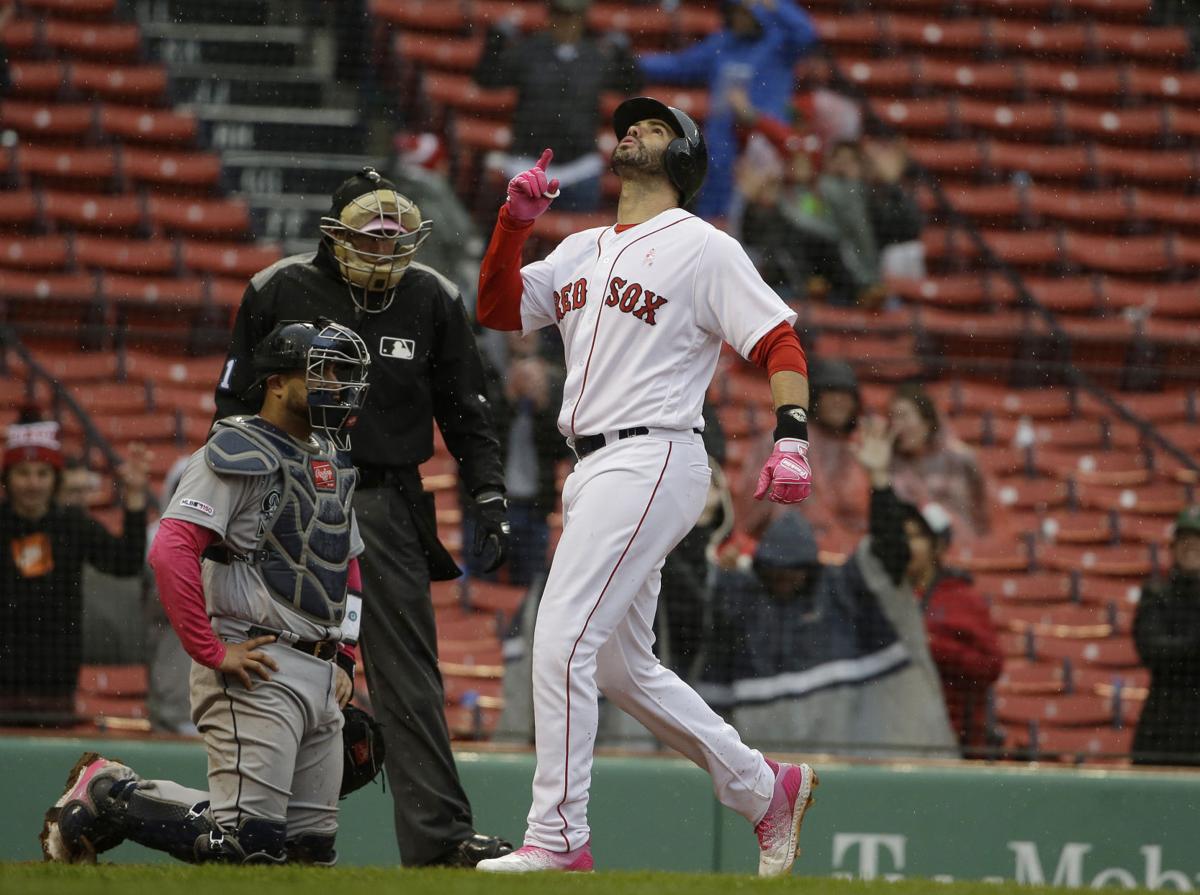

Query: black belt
left=247, top=625, right=338, bottom=662
left=356, top=465, right=399, bottom=489
left=573, top=427, right=701, bottom=460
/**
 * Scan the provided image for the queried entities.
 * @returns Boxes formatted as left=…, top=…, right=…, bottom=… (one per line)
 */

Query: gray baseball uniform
left=124, top=415, right=363, bottom=862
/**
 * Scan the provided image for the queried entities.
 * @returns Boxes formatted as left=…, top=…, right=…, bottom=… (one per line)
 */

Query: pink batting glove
left=753, top=438, right=813, bottom=504
left=506, top=148, right=561, bottom=221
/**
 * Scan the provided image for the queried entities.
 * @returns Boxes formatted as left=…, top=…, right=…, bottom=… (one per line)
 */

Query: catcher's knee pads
left=286, top=832, right=338, bottom=866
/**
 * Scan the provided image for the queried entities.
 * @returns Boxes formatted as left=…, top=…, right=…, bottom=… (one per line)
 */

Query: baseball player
left=40, top=320, right=370, bottom=866
left=474, top=96, right=817, bottom=875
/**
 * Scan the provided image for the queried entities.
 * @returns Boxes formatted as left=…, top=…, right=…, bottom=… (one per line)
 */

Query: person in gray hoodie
left=701, top=416, right=958, bottom=757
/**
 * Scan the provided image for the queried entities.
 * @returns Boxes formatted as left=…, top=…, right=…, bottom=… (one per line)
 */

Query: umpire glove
left=472, top=490, right=511, bottom=574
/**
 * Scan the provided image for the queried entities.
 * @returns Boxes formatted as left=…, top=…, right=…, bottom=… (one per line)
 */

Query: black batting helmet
left=612, top=96, right=708, bottom=207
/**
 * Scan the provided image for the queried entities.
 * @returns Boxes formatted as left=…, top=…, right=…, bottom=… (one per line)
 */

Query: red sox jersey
left=517, top=207, right=798, bottom=438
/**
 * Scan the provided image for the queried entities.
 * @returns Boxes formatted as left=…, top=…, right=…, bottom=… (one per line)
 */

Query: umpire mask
left=320, top=167, right=432, bottom=314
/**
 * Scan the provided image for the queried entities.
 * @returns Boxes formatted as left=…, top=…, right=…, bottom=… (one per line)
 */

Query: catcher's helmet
left=612, top=96, right=708, bottom=207
left=253, top=319, right=371, bottom=450
left=320, top=167, right=432, bottom=314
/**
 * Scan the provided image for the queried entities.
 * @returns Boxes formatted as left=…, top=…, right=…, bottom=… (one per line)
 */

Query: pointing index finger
left=536, top=148, right=554, bottom=171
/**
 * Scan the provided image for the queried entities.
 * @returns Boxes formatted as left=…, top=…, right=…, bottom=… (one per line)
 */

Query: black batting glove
left=472, top=490, right=511, bottom=574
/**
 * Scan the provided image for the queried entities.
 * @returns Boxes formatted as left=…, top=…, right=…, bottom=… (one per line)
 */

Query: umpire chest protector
left=206, top=416, right=357, bottom=625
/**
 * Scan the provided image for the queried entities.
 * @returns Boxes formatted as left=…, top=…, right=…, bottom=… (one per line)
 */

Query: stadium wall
left=6, top=737, right=1199, bottom=888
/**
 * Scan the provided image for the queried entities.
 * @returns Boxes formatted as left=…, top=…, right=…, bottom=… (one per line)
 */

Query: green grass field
left=0, top=864, right=1162, bottom=895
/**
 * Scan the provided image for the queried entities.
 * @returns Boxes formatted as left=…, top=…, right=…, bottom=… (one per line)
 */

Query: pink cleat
left=476, top=842, right=594, bottom=873
left=40, top=752, right=137, bottom=863
left=754, top=758, right=818, bottom=877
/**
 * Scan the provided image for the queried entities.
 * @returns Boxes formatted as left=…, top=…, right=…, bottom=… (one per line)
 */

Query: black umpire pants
left=354, top=483, right=474, bottom=865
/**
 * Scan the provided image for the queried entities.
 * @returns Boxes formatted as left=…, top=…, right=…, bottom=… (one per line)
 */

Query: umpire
left=213, top=168, right=513, bottom=868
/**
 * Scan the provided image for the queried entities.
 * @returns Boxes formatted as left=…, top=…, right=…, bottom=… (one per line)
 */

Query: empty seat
left=994, top=693, right=1116, bottom=727
left=395, top=34, right=483, bottom=73
left=423, top=72, right=516, bottom=118
left=958, top=98, right=1060, bottom=140
left=179, top=241, right=283, bottom=278
left=1029, top=419, right=1110, bottom=450
left=68, top=63, right=168, bottom=103
left=43, top=21, right=140, bottom=61
left=1124, top=66, right=1200, bottom=104
left=988, top=141, right=1092, bottom=180
left=955, top=537, right=1031, bottom=572
left=1103, top=278, right=1200, bottom=318
left=813, top=13, right=885, bottom=49
left=2, top=19, right=43, bottom=59
left=452, top=117, right=511, bottom=152
left=1130, top=191, right=1200, bottom=232
left=1027, top=187, right=1130, bottom=230
left=22, top=0, right=118, bottom=17
left=841, top=57, right=922, bottom=95
left=1035, top=635, right=1140, bottom=668
left=73, top=235, right=177, bottom=274
left=94, top=412, right=178, bottom=443
left=372, top=0, right=468, bottom=31
left=1092, top=23, right=1191, bottom=64
left=995, top=477, right=1069, bottom=512
left=31, top=347, right=119, bottom=381
left=1039, top=510, right=1116, bottom=545
left=996, top=659, right=1069, bottom=695
left=1077, top=482, right=1191, bottom=514
left=98, top=105, right=198, bottom=146
left=943, top=183, right=1024, bottom=220
left=0, top=269, right=98, bottom=304
left=957, top=383, right=1076, bottom=418
left=1039, top=543, right=1154, bottom=576
left=1093, top=146, right=1198, bottom=185
left=990, top=21, right=1091, bottom=59
left=8, top=61, right=67, bottom=96
left=68, top=381, right=148, bottom=416
left=124, top=351, right=224, bottom=388
left=42, top=191, right=144, bottom=233
left=1063, top=233, right=1172, bottom=276
left=0, top=234, right=71, bottom=269
left=122, top=148, right=223, bottom=188
left=1022, top=62, right=1125, bottom=100
left=0, top=190, right=41, bottom=228
left=890, top=16, right=989, bottom=53
left=17, top=145, right=118, bottom=185
left=1025, top=726, right=1135, bottom=761
left=919, top=58, right=1022, bottom=96
left=1062, top=104, right=1164, bottom=144
left=0, top=100, right=94, bottom=140
left=993, top=602, right=1120, bottom=636
left=100, top=273, right=207, bottom=309
left=146, top=197, right=250, bottom=237
left=1035, top=449, right=1151, bottom=486
left=977, top=570, right=1075, bottom=603
left=1025, top=276, right=1101, bottom=313
left=908, top=139, right=987, bottom=178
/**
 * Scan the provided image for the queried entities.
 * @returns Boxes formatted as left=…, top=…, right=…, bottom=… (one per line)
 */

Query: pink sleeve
left=148, top=518, right=225, bottom=668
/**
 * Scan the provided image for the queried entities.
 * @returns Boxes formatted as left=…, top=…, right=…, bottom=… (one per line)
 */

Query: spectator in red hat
left=0, top=420, right=151, bottom=722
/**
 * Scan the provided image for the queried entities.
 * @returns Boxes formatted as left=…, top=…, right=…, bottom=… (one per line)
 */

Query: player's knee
left=594, top=653, right=633, bottom=697
left=286, top=832, right=338, bottom=866
left=530, top=635, right=583, bottom=680
left=194, top=817, right=287, bottom=865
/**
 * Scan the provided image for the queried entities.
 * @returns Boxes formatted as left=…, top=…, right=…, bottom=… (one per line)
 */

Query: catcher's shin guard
left=41, top=753, right=139, bottom=863
left=286, top=832, right=338, bottom=866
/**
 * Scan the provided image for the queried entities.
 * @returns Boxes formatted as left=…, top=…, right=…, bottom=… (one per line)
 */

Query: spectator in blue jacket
left=638, top=0, right=819, bottom=218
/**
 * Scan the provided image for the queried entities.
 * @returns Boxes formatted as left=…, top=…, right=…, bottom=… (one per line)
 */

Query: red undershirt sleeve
left=749, top=321, right=809, bottom=378
left=149, top=518, right=224, bottom=668
left=477, top=205, right=535, bottom=332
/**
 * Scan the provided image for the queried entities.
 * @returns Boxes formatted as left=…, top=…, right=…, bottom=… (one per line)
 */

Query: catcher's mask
left=254, top=319, right=371, bottom=450
left=320, top=167, right=432, bottom=314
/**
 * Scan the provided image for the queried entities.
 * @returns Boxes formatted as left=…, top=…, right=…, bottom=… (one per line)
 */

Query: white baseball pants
left=524, top=431, right=774, bottom=852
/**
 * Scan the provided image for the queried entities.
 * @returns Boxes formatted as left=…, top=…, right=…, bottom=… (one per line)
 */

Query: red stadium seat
left=179, top=241, right=283, bottom=278
left=453, top=117, right=511, bottom=152
left=472, top=0, right=548, bottom=31
left=146, top=197, right=251, bottom=238
left=1062, top=104, right=1165, bottom=145
left=994, top=693, right=1117, bottom=727
left=0, top=234, right=71, bottom=269
left=68, top=63, right=168, bottom=103
left=99, top=273, right=207, bottom=309
left=371, top=0, right=469, bottom=31
left=1039, top=543, right=1155, bottom=576
left=996, top=659, right=1069, bottom=695
left=17, top=145, right=118, bottom=186
left=73, top=235, right=177, bottom=275
left=1124, top=66, right=1200, bottom=104
left=2, top=19, right=43, bottom=59
left=990, top=21, right=1091, bottom=59
left=1092, top=23, right=1191, bottom=64
left=918, top=58, right=1022, bottom=96
left=122, top=148, right=223, bottom=188
left=993, top=602, right=1122, bottom=636
left=907, top=139, right=986, bottom=177
left=8, top=61, right=67, bottom=96
left=812, top=13, right=885, bottom=50
left=988, top=141, right=1092, bottom=181
left=1065, top=0, right=1151, bottom=22
left=0, top=100, right=94, bottom=140
left=841, top=57, right=922, bottom=95
left=1036, top=449, right=1152, bottom=486
left=1093, top=146, right=1199, bottom=186
left=0, top=270, right=98, bottom=305
left=1028, top=187, right=1130, bottom=230
left=98, top=105, right=198, bottom=146
left=957, top=98, right=1061, bottom=140
left=889, top=16, right=988, bottom=53
left=22, top=0, right=118, bottom=18
left=0, top=190, right=41, bottom=229
left=1022, top=62, right=1125, bottom=100
left=68, top=381, right=148, bottom=416
left=1035, top=636, right=1141, bottom=668
left=41, top=191, right=145, bottom=233
left=423, top=72, right=516, bottom=118
left=977, top=570, right=1075, bottom=603
left=1025, top=726, right=1135, bottom=762
left=30, top=347, right=119, bottom=381
left=1025, top=276, right=1101, bottom=313
left=955, top=537, right=1032, bottom=573
left=1028, top=419, right=1110, bottom=450
left=1103, top=278, right=1200, bottom=318
left=942, top=183, right=1024, bottom=221
left=1130, top=192, right=1200, bottom=232
left=1077, top=482, right=1191, bottom=515
left=395, top=34, right=483, bottom=73
left=1039, top=511, right=1116, bottom=545
left=1063, top=233, right=1172, bottom=276
left=995, top=477, right=1069, bottom=512
left=43, top=21, right=140, bottom=61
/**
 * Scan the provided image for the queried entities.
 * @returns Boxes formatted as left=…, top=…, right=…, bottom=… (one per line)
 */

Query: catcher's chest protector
left=206, top=416, right=357, bottom=624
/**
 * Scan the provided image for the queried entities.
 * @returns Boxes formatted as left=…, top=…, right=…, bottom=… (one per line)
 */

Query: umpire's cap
left=613, top=96, right=708, bottom=207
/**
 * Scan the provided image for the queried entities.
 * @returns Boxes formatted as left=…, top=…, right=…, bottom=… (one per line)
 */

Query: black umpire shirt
left=213, top=242, right=505, bottom=498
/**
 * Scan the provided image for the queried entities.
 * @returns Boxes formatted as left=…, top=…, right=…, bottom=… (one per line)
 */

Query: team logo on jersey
left=179, top=497, right=215, bottom=516
left=554, top=279, right=588, bottom=322
left=606, top=277, right=668, bottom=326
left=379, top=336, right=414, bottom=359
left=311, top=459, right=336, bottom=491
left=257, top=489, right=281, bottom=538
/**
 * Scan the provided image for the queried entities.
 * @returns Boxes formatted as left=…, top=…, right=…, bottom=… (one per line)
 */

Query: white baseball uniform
left=513, top=206, right=797, bottom=851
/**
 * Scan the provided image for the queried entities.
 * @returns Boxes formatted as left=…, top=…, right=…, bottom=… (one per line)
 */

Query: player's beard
left=610, top=140, right=667, bottom=180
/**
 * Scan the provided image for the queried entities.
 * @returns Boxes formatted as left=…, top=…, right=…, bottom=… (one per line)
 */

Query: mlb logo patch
left=379, top=336, right=414, bottom=360
left=311, top=460, right=336, bottom=490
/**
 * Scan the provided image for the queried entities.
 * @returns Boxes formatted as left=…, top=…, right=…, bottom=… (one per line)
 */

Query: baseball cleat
left=476, top=842, right=594, bottom=873
left=755, top=759, right=818, bottom=878
left=40, top=752, right=136, bottom=863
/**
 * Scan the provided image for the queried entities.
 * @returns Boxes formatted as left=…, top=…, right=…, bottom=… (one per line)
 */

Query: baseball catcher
left=41, top=320, right=370, bottom=865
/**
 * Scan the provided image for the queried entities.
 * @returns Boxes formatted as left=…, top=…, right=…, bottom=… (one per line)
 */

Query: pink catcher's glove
left=754, top=438, right=813, bottom=504
left=506, top=148, right=561, bottom=221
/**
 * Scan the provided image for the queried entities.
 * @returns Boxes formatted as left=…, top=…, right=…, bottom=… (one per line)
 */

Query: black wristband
left=336, top=650, right=356, bottom=682
left=774, top=405, right=809, bottom=443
